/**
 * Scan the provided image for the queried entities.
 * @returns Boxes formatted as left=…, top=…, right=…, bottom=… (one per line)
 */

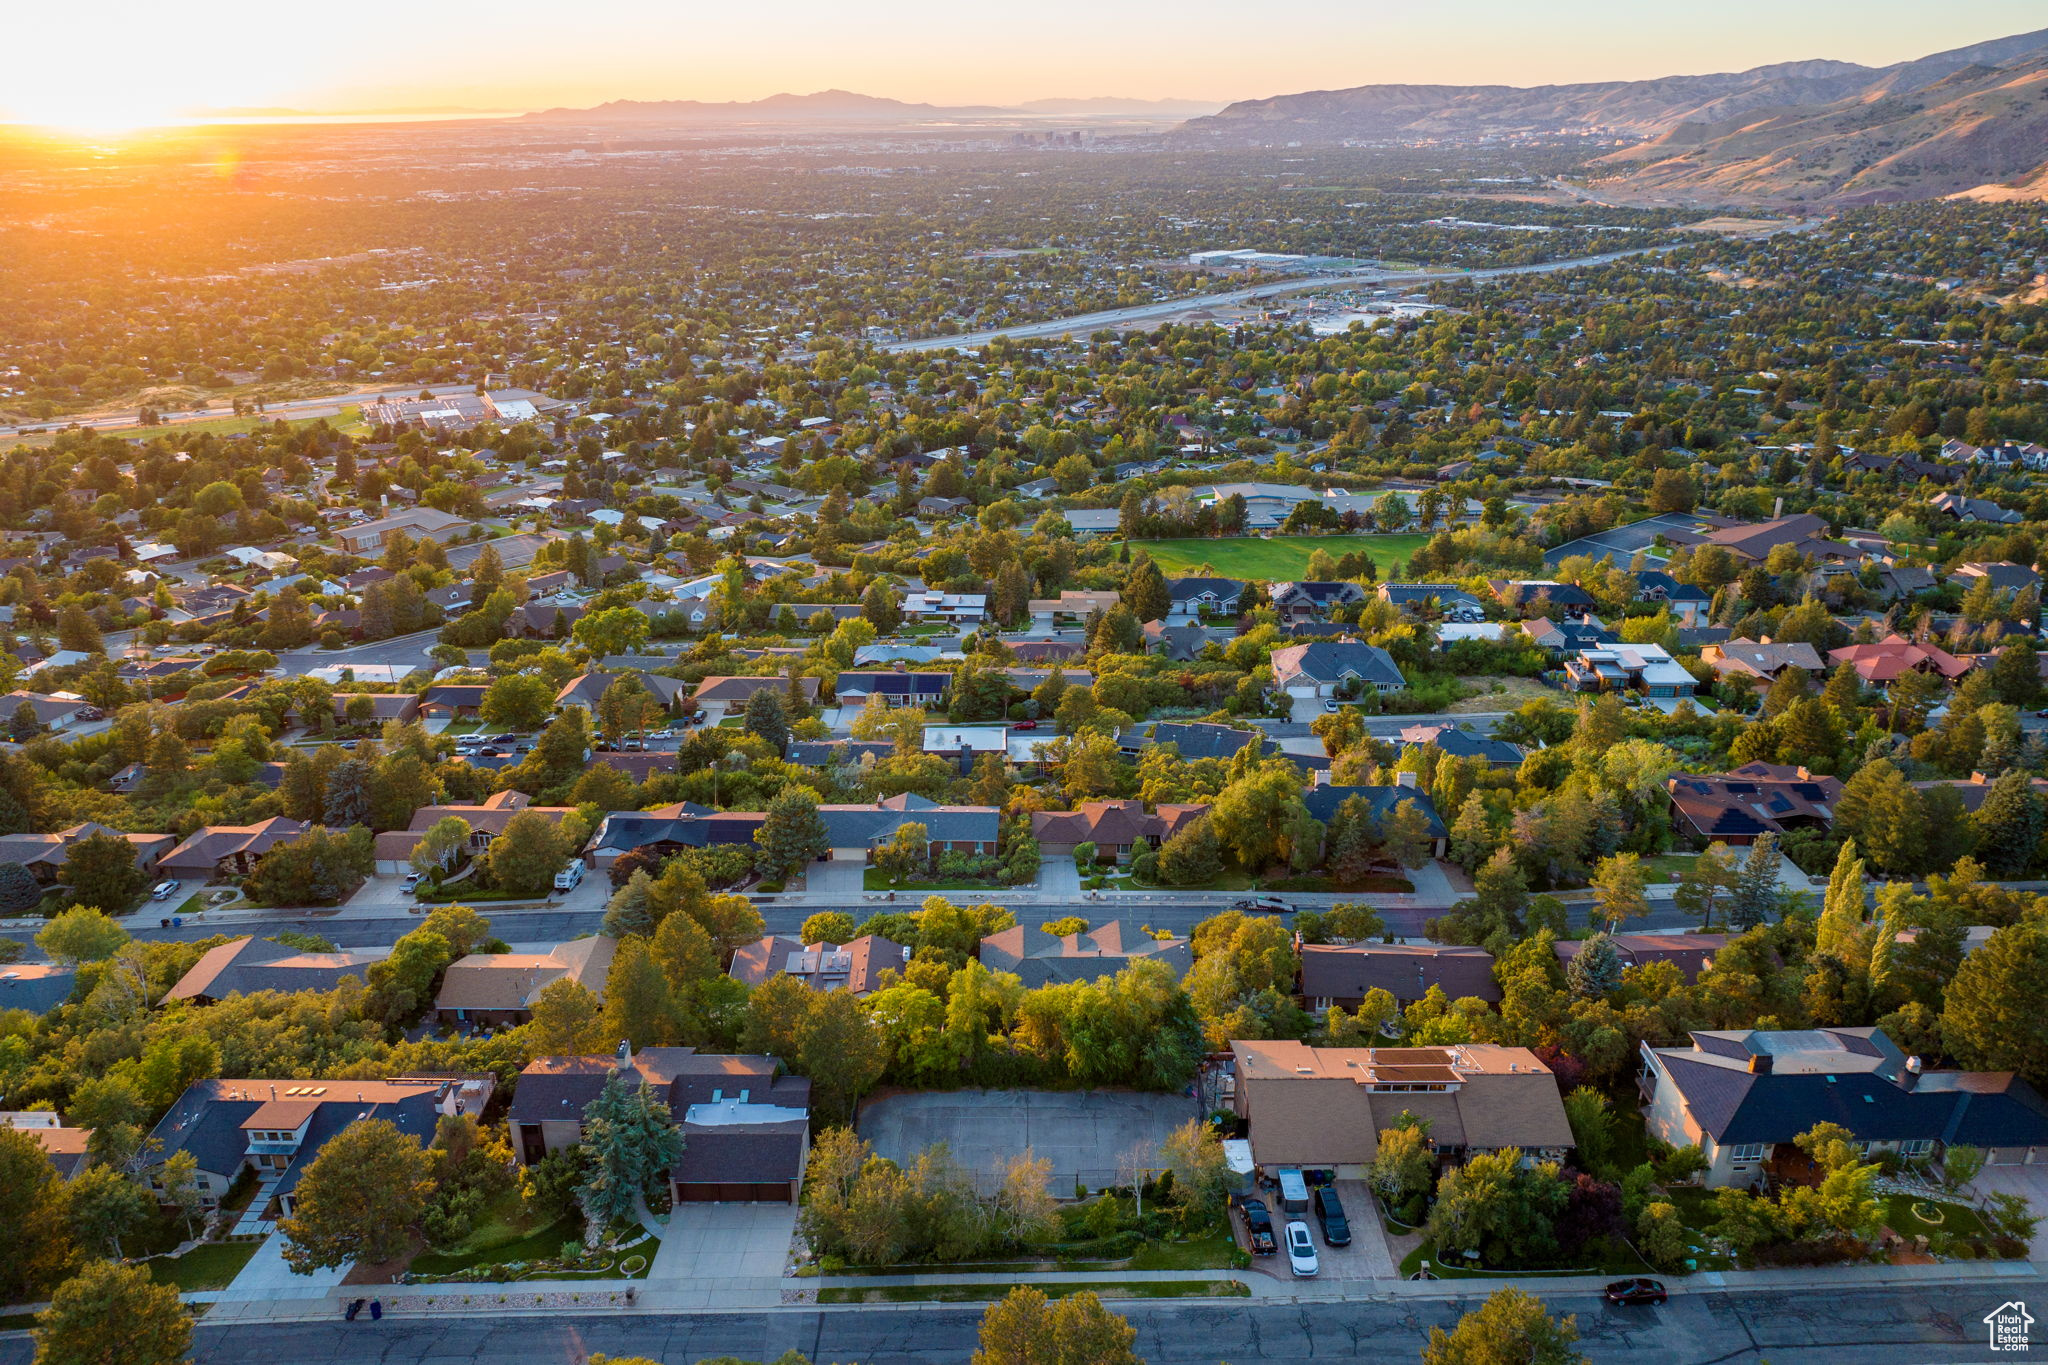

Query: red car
left=1605, top=1278, right=1667, bottom=1305
left=1012, top=720, right=1038, bottom=731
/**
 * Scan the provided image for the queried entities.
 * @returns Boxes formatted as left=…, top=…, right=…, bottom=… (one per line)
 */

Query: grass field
left=1133, top=535, right=1432, bottom=579
left=147, top=1241, right=259, bottom=1292
left=11, top=405, right=364, bottom=447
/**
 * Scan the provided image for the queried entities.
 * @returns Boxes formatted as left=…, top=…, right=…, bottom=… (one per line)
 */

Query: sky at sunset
left=7, top=0, right=2044, bottom=131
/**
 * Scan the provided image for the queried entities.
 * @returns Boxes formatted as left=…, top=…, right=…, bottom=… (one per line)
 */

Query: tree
left=245, top=825, right=373, bottom=906
left=35, top=906, right=129, bottom=965
left=1368, top=1117, right=1435, bottom=1212
left=1588, top=853, right=1647, bottom=930
left=55, top=604, right=103, bottom=655
left=31, top=1260, right=189, bottom=1365
left=797, top=987, right=890, bottom=1122
left=484, top=810, right=579, bottom=895
left=970, top=1285, right=1141, bottom=1365
left=322, top=756, right=373, bottom=827
left=1565, top=933, right=1622, bottom=999
left=1155, top=813, right=1222, bottom=887
left=600, top=935, right=678, bottom=1048
left=1943, top=923, right=2048, bottom=1084
left=409, top=815, right=473, bottom=877
left=1122, top=556, right=1170, bottom=624
left=596, top=675, right=658, bottom=744
left=1972, top=772, right=2044, bottom=877
left=0, top=859, right=39, bottom=912
left=9, top=701, right=39, bottom=742
left=0, top=1126, right=75, bottom=1304
left=1381, top=799, right=1434, bottom=870
left=573, top=606, right=651, bottom=659
left=66, top=1166, right=152, bottom=1258
left=159, top=1148, right=206, bottom=1238
left=59, top=831, right=149, bottom=913
left=754, top=786, right=829, bottom=879
left=1422, top=1287, right=1585, bottom=1365
left=743, top=687, right=790, bottom=755
left=1672, top=843, right=1740, bottom=930
left=279, top=1118, right=438, bottom=1271
left=861, top=581, right=902, bottom=633
left=801, top=911, right=858, bottom=944
left=604, top=868, right=658, bottom=938
left=481, top=672, right=556, bottom=731
left=529, top=977, right=606, bottom=1054
left=578, top=1070, right=684, bottom=1229
left=1729, top=833, right=1784, bottom=931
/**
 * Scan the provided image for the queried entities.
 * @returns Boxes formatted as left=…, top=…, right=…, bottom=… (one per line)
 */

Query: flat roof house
left=509, top=1046, right=810, bottom=1203
left=1229, top=1039, right=1574, bottom=1176
left=1563, top=643, right=1696, bottom=698
left=1641, top=1027, right=2048, bottom=1187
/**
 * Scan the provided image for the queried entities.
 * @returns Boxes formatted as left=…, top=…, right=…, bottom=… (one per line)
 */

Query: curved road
left=881, top=245, right=1668, bottom=353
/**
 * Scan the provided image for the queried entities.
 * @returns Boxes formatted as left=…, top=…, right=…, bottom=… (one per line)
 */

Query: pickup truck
left=1236, top=1197, right=1278, bottom=1256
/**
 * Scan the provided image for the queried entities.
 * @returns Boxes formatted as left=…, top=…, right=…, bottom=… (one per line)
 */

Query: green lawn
left=147, top=1240, right=258, bottom=1292
left=1882, top=1193, right=1988, bottom=1239
left=1398, top=1237, right=1654, bottom=1280
left=863, top=869, right=1008, bottom=892
left=1133, top=534, right=1433, bottom=579
left=409, top=1210, right=581, bottom=1276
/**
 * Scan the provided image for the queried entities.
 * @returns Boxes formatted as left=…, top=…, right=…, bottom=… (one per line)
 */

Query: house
left=1030, top=800, right=1208, bottom=861
left=1522, top=617, right=1618, bottom=657
left=1062, top=508, right=1124, bottom=539
left=727, top=935, right=908, bottom=997
left=157, top=817, right=314, bottom=879
left=692, top=674, right=821, bottom=723
left=419, top=684, right=488, bottom=719
left=834, top=671, right=951, bottom=708
left=1954, top=561, right=2041, bottom=594
left=587, top=793, right=999, bottom=867
left=0, top=962, right=78, bottom=1014
left=1387, top=720, right=1519, bottom=768
left=1489, top=579, right=1597, bottom=618
left=1124, top=722, right=1282, bottom=763
left=1298, top=944, right=1500, bottom=1009
left=1166, top=577, right=1244, bottom=621
left=1930, top=492, right=2023, bottom=525
left=1029, top=590, right=1120, bottom=628
left=554, top=670, right=693, bottom=714
left=163, top=936, right=382, bottom=1005
left=788, top=740, right=897, bottom=771
left=333, top=508, right=475, bottom=555
left=898, top=590, right=986, bottom=624
left=372, top=790, right=578, bottom=874
left=0, top=1112, right=91, bottom=1180
left=1270, top=641, right=1407, bottom=699
left=1562, top=643, right=1697, bottom=699
left=978, top=920, right=1192, bottom=987
left=1700, top=639, right=1827, bottom=686
left=1555, top=933, right=1728, bottom=983
left=433, top=937, right=617, bottom=1029
left=1228, top=1039, right=1574, bottom=1175
left=1666, top=763, right=1843, bottom=846
left=1378, top=583, right=1486, bottom=622
left=1000, top=639, right=1088, bottom=665
left=331, top=692, right=422, bottom=726
left=1640, top=1027, right=2048, bottom=1187
left=1827, top=635, right=1972, bottom=685
left=1633, top=571, right=1711, bottom=626
left=0, top=691, right=96, bottom=731
left=1269, top=581, right=1366, bottom=622
left=145, top=1074, right=494, bottom=1221
left=0, top=821, right=173, bottom=885
left=1696, top=513, right=1865, bottom=568
left=509, top=1047, right=810, bottom=1203
left=1144, top=621, right=1223, bottom=660
left=1302, top=780, right=1448, bottom=859
left=1911, top=772, right=2048, bottom=813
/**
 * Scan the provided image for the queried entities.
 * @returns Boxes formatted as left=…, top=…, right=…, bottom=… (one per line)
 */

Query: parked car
left=1605, top=1278, right=1666, bottom=1306
left=1322, top=699, right=1340, bottom=713
left=401, top=872, right=424, bottom=894
left=1313, top=1186, right=1351, bottom=1247
left=150, top=879, right=180, bottom=902
left=477, top=746, right=504, bottom=757
left=1236, top=1198, right=1277, bottom=1256
left=487, top=733, right=518, bottom=745
left=621, top=737, right=646, bottom=751
left=1284, top=1220, right=1319, bottom=1277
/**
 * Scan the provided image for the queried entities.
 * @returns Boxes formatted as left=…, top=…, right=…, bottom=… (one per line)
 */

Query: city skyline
left=6, top=0, right=2044, bottom=132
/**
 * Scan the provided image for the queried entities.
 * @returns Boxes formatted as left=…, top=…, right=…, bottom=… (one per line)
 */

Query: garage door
left=829, top=847, right=867, bottom=862
left=1988, top=1147, right=2030, bottom=1165
left=674, top=1182, right=790, bottom=1203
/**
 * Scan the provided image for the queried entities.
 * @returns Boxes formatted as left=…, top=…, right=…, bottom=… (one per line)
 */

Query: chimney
left=1902, top=1055, right=1923, bottom=1090
left=270, top=1086, right=277, bottom=1100
left=1772, top=495, right=1783, bottom=518
left=1748, top=1052, right=1773, bottom=1074
left=615, top=1038, right=632, bottom=1071
left=1395, top=771, right=1419, bottom=789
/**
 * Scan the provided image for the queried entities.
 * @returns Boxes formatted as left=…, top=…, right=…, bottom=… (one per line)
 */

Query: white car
left=149, top=879, right=181, bottom=902
left=1284, top=1220, right=1319, bottom=1278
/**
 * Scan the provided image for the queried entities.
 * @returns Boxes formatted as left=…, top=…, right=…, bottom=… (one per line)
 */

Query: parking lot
left=858, top=1089, right=1195, bottom=1192
left=1235, top=1178, right=1402, bottom=1282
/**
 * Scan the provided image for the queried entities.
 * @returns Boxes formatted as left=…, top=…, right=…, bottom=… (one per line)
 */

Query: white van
left=553, top=862, right=585, bottom=892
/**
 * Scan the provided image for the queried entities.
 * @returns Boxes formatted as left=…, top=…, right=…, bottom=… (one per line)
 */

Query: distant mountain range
left=1175, top=28, right=2048, bottom=204
left=521, top=90, right=1220, bottom=123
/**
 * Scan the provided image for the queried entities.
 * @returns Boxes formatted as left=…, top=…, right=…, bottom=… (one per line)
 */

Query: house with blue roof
left=1641, top=1026, right=2048, bottom=1187
left=834, top=671, right=952, bottom=707
left=1301, top=780, right=1448, bottom=859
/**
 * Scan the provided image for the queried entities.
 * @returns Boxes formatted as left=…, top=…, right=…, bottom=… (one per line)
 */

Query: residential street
left=3, top=1274, right=2029, bottom=1364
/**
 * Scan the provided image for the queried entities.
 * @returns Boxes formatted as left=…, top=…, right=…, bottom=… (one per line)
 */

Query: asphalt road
left=0, top=384, right=547, bottom=441
left=881, top=246, right=1667, bottom=353
left=3, top=1276, right=2032, bottom=1364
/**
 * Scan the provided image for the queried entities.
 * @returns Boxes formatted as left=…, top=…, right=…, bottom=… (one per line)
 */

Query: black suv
left=1237, top=1197, right=1278, bottom=1256
left=1313, top=1186, right=1351, bottom=1247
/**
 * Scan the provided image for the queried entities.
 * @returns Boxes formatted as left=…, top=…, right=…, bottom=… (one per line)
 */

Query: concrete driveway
left=859, top=1089, right=1195, bottom=1194
left=648, top=1202, right=796, bottom=1285
left=221, top=1232, right=350, bottom=1299
left=800, top=860, right=866, bottom=900
left=1967, top=1166, right=2048, bottom=1259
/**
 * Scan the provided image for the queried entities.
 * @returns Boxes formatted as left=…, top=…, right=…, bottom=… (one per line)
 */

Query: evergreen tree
left=743, top=687, right=790, bottom=755
left=1972, top=772, right=2044, bottom=877
left=1729, top=833, right=1784, bottom=931
left=1566, top=931, right=1624, bottom=999
left=578, top=1069, right=684, bottom=1229
left=322, top=757, right=373, bottom=828
left=1121, top=555, right=1171, bottom=624
left=754, top=787, right=829, bottom=878
left=603, top=868, right=656, bottom=938
left=1814, top=838, right=1869, bottom=963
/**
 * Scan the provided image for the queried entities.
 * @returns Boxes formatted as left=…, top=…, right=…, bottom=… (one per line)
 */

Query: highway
left=0, top=1274, right=2029, bottom=1364
left=880, top=245, right=1669, bottom=353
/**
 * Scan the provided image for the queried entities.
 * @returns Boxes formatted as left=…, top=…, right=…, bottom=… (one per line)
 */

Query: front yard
left=863, top=869, right=1009, bottom=892
left=147, top=1240, right=259, bottom=1292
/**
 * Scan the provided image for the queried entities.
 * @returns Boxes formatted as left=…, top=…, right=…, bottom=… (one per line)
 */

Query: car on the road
left=1313, top=1186, right=1351, bottom=1247
left=401, top=872, right=424, bottom=894
left=1284, top=1220, right=1319, bottom=1277
left=150, top=879, right=181, bottom=902
left=1012, top=720, right=1038, bottom=731
left=487, top=733, right=518, bottom=745
left=1605, top=1278, right=1666, bottom=1305
left=1236, top=1198, right=1277, bottom=1256
left=621, top=737, right=646, bottom=751
left=477, top=746, right=504, bottom=756
left=1232, top=896, right=1291, bottom=914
